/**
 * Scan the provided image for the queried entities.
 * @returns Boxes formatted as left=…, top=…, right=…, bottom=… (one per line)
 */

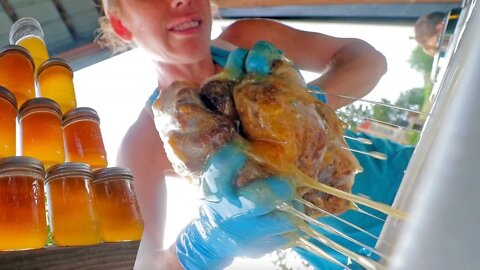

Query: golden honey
left=93, top=168, right=143, bottom=242
left=63, top=108, right=108, bottom=170
left=0, top=87, right=17, bottom=158
left=37, top=59, right=77, bottom=114
left=9, top=17, right=49, bottom=72
left=0, top=156, right=47, bottom=251
left=16, top=35, right=49, bottom=72
left=0, top=45, right=35, bottom=108
left=19, top=98, right=65, bottom=169
left=45, top=162, right=101, bottom=246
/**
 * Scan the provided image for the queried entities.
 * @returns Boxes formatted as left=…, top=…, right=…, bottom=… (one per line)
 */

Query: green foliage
left=337, top=104, right=373, bottom=131
left=409, top=46, right=434, bottom=75
left=372, top=98, right=394, bottom=123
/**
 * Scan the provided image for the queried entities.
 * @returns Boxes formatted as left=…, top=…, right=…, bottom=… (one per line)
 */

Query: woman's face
left=118, top=0, right=212, bottom=63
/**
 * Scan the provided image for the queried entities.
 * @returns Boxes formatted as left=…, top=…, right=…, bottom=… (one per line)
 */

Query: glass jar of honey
left=0, top=86, right=17, bottom=158
left=93, top=167, right=143, bottom=242
left=0, top=156, right=47, bottom=251
left=19, top=98, right=65, bottom=169
left=63, top=108, right=108, bottom=170
left=9, top=17, right=49, bottom=72
left=45, top=162, right=101, bottom=246
left=37, top=58, right=77, bottom=114
left=0, top=45, right=35, bottom=108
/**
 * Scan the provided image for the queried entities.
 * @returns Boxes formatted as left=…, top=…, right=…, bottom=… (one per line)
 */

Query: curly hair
left=95, top=0, right=133, bottom=53
left=95, top=0, right=219, bottom=53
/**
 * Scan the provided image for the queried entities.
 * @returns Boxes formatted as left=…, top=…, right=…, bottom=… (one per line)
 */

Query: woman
left=98, top=0, right=390, bottom=269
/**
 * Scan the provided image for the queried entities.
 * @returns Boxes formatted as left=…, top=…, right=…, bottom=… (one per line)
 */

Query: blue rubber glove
left=175, top=144, right=301, bottom=270
left=223, top=48, right=248, bottom=80
left=245, top=41, right=284, bottom=76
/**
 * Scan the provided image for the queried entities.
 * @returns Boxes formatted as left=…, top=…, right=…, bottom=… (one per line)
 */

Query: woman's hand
left=175, top=143, right=301, bottom=270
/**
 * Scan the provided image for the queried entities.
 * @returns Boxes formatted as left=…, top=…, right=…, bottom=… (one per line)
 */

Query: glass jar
left=63, top=108, right=108, bottom=170
left=93, top=167, right=143, bottom=242
left=45, top=162, right=101, bottom=246
left=19, top=98, right=65, bottom=169
left=9, top=17, right=49, bottom=72
left=0, top=156, right=47, bottom=251
left=0, top=86, right=18, bottom=158
left=0, top=45, right=35, bottom=108
left=37, top=58, right=77, bottom=114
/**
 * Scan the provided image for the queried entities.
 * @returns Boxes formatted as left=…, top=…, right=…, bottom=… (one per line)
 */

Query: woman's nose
left=172, top=0, right=191, bottom=8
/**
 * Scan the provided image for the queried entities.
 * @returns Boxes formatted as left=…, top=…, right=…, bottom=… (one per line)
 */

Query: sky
left=73, top=19, right=423, bottom=269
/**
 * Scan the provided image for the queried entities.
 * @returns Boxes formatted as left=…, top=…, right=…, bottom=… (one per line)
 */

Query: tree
left=337, top=103, right=373, bottom=131
left=409, top=46, right=434, bottom=76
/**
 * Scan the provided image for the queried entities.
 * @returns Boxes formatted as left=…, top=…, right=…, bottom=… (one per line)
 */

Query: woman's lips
left=169, top=19, right=202, bottom=34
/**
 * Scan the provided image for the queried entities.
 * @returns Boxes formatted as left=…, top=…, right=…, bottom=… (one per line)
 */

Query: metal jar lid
left=37, top=58, right=73, bottom=77
left=0, top=45, right=35, bottom=69
left=93, top=167, right=133, bottom=183
left=45, top=162, right=93, bottom=183
left=19, top=97, right=62, bottom=119
left=63, top=107, right=100, bottom=126
left=0, top=156, right=45, bottom=177
left=0, top=86, right=18, bottom=109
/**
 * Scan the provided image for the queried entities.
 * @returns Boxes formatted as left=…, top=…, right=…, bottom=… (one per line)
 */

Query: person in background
left=414, top=11, right=447, bottom=56
left=95, top=0, right=414, bottom=269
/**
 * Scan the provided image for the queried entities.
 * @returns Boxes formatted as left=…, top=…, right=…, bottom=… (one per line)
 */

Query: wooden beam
left=0, top=0, right=17, bottom=22
left=0, top=241, right=139, bottom=270
left=215, top=0, right=463, bottom=8
left=51, top=0, right=80, bottom=41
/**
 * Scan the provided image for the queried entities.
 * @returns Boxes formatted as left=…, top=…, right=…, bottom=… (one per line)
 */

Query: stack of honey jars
left=0, top=18, right=143, bottom=251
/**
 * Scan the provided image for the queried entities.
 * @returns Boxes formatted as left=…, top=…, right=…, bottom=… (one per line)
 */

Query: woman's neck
left=154, top=56, right=219, bottom=90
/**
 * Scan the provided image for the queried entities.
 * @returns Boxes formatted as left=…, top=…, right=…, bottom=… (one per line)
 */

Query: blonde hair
left=95, top=0, right=134, bottom=53
left=95, top=0, right=219, bottom=53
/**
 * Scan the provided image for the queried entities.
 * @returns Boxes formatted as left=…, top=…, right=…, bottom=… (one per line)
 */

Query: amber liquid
left=46, top=177, right=101, bottom=246
left=94, top=179, right=143, bottom=242
left=0, top=52, right=35, bottom=108
left=20, top=111, right=65, bottom=169
left=37, top=65, right=77, bottom=114
left=63, top=120, right=107, bottom=170
left=16, top=35, right=49, bottom=73
left=0, top=175, right=47, bottom=251
left=0, top=99, right=16, bottom=158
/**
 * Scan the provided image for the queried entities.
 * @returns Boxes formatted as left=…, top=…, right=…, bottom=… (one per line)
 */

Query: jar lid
left=45, top=162, right=93, bottom=183
left=19, top=97, right=62, bottom=119
left=0, top=156, right=45, bottom=177
left=0, top=86, right=18, bottom=109
left=63, top=107, right=100, bottom=126
left=0, top=45, right=35, bottom=69
left=93, top=167, right=133, bottom=183
left=37, top=58, right=73, bottom=77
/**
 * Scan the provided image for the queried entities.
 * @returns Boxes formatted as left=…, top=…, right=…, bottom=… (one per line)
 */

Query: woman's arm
left=219, top=18, right=387, bottom=109
left=116, top=108, right=182, bottom=269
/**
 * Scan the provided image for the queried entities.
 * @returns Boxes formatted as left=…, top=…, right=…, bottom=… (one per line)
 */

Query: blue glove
left=175, top=144, right=301, bottom=270
left=223, top=48, right=248, bottom=80
left=245, top=41, right=284, bottom=76
left=243, top=41, right=328, bottom=103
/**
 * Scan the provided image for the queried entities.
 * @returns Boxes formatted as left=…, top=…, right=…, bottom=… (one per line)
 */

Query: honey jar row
left=0, top=44, right=76, bottom=114
left=0, top=157, right=144, bottom=251
left=0, top=86, right=107, bottom=170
